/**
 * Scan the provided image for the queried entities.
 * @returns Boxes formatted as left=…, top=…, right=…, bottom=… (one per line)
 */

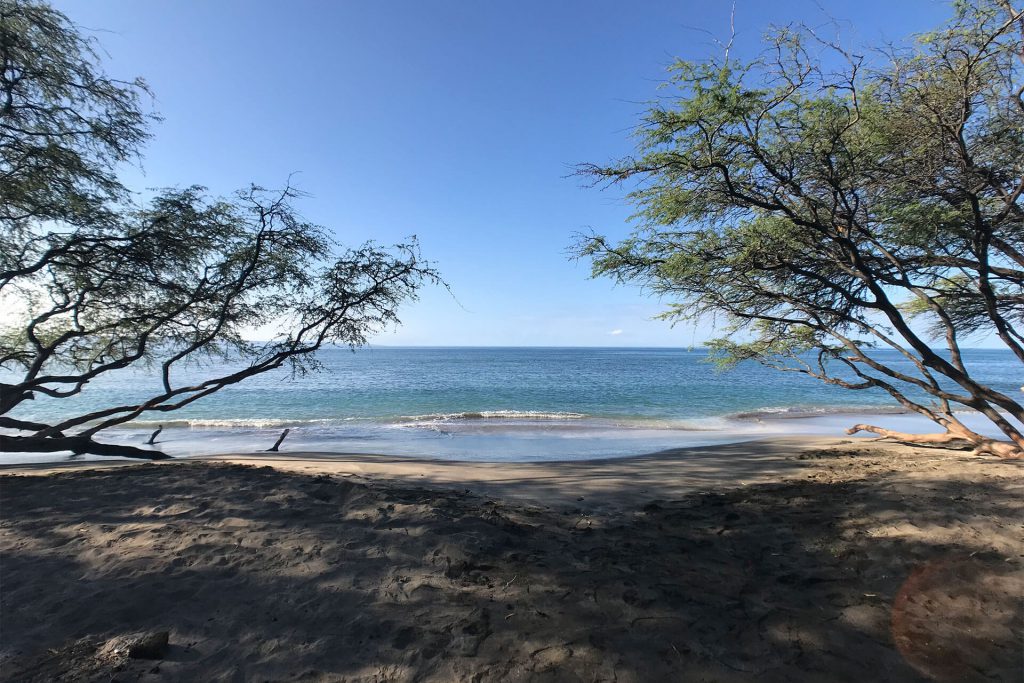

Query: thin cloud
left=609, top=329, right=623, bottom=336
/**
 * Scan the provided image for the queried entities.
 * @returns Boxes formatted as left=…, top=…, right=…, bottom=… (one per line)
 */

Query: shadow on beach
left=0, top=446, right=1021, bottom=682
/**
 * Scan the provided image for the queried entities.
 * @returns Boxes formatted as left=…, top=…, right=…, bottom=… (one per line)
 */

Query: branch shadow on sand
left=0, top=451, right=1021, bottom=682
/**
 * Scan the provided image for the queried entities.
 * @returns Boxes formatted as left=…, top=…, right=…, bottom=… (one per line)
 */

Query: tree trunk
left=0, top=435, right=170, bottom=460
left=845, top=424, right=1022, bottom=459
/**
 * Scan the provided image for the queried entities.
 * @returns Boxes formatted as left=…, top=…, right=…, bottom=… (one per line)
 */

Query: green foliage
left=578, top=0, right=1024, bottom=446
left=0, top=0, right=151, bottom=230
left=0, top=1, right=438, bottom=455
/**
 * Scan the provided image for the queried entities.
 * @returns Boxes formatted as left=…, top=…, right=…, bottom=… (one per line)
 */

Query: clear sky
left=52, top=0, right=958, bottom=347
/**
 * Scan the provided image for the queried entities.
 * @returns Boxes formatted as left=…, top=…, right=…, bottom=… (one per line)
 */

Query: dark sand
left=1, top=438, right=1021, bottom=681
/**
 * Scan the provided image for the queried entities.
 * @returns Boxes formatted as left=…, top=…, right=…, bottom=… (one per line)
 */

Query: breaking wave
left=125, top=418, right=338, bottom=430
left=730, top=405, right=909, bottom=420
left=398, top=410, right=588, bottom=424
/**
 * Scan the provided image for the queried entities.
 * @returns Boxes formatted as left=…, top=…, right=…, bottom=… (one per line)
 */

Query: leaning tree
left=577, top=0, right=1023, bottom=457
left=0, top=0, right=438, bottom=458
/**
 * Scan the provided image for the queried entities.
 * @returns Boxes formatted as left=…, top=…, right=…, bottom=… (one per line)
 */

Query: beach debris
left=145, top=425, right=163, bottom=445
left=267, top=428, right=290, bottom=452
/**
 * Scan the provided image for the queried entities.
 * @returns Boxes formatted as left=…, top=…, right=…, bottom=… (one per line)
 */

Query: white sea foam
left=125, top=418, right=336, bottom=429
left=397, top=410, right=588, bottom=424
left=106, top=405, right=915, bottom=432
left=729, top=405, right=909, bottom=420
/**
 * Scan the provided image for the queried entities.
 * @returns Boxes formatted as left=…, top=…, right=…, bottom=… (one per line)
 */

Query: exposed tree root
left=969, top=440, right=1024, bottom=459
left=845, top=424, right=975, bottom=447
left=0, top=435, right=170, bottom=460
left=846, top=424, right=1022, bottom=459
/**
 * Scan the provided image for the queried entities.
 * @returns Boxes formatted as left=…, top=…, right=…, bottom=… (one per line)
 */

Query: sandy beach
left=4, top=1, right=1024, bottom=681
left=1, top=436, right=1021, bottom=682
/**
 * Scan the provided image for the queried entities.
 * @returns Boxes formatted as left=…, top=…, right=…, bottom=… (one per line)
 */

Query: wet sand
left=1, top=437, right=1021, bottom=681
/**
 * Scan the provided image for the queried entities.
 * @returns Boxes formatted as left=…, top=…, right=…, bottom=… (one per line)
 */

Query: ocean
left=3, top=347, right=1019, bottom=463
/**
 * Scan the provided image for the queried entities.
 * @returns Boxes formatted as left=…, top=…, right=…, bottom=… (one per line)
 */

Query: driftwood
left=146, top=425, right=163, bottom=445
left=267, top=429, right=290, bottom=452
left=846, top=424, right=1022, bottom=459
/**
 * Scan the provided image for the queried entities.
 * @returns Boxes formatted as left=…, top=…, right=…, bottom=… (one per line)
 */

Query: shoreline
left=1, top=406, right=1014, bottom=466
left=0, top=435, right=843, bottom=509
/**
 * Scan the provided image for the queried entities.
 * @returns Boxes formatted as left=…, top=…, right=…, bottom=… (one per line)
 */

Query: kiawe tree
left=0, top=0, right=438, bottom=458
left=577, top=0, right=1024, bottom=457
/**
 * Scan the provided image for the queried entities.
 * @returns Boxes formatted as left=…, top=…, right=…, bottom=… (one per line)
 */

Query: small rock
left=127, top=631, right=170, bottom=660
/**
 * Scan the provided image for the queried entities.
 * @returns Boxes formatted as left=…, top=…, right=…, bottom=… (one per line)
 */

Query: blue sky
left=54, top=0, right=958, bottom=346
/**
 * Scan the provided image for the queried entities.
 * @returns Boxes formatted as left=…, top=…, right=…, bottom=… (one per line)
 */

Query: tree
left=0, top=0, right=438, bottom=458
left=577, top=0, right=1024, bottom=457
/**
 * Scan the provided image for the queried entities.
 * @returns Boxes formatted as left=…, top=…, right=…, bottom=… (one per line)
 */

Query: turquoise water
left=4, top=347, right=1020, bottom=462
